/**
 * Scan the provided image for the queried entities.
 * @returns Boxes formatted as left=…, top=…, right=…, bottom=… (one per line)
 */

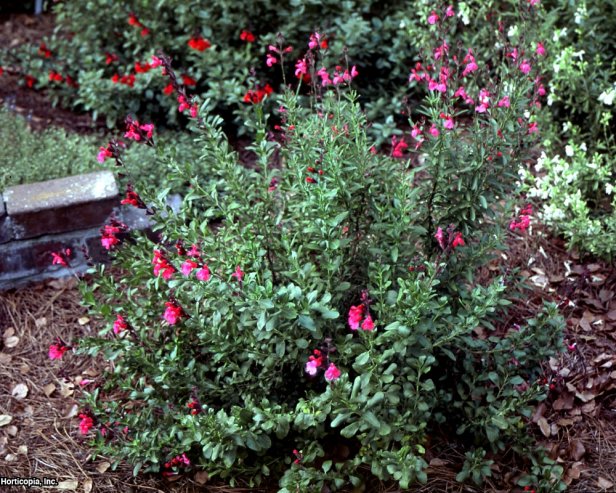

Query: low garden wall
left=0, top=171, right=150, bottom=290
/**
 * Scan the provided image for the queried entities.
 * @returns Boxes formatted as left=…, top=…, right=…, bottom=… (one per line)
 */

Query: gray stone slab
left=3, top=171, right=119, bottom=240
left=4, top=171, right=118, bottom=214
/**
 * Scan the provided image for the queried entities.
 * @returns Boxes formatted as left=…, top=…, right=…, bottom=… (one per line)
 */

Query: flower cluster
left=188, top=36, right=211, bottom=51
left=78, top=412, right=95, bottom=435
left=163, top=300, right=185, bottom=325
left=121, top=184, right=147, bottom=210
left=127, top=13, right=149, bottom=37
left=51, top=248, right=71, bottom=267
left=100, top=219, right=128, bottom=250
left=509, top=204, right=533, bottom=232
left=124, top=117, right=155, bottom=142
left=163, top=453, right=191, bottom=473
left=243, top=83, right=273, bottom=104
left=152, top=249, right=176, bottom=280
left=240, top=29, right=255, bottom=43
left=434, top=226, right=465, bottom=250
left=187, top=399, right=202, bottom=415
left=348, top=304, right=374, bottom=331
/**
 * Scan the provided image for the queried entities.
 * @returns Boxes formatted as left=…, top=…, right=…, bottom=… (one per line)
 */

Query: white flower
left=580, top=142, right=587, bottom=152
left=565, top=145, right=574, bottom=157
left=598, top=89, right=615, bottom=106
left=508, top=25, right=519, bottom=38
left=524, top=110, right=531, bottom=119
left=606, top=183, right=613, bottom=195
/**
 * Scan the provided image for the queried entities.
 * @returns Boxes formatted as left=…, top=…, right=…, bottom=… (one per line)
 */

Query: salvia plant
left=46, top=5, right=568, bottom=493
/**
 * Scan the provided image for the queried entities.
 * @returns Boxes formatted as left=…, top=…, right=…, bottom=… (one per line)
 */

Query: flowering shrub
left=72, top=27, right=565, bottom=487
left=519, top=132, right=616, bottom=259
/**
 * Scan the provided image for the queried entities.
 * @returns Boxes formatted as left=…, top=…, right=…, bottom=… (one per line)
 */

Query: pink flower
left=51, top=248, right=71, bottom=267
left=429, top=124, right=440, bottom=138
left=452, top=232, right=465, bottom=248
left=411, top=124, right=422, bottom=139
left=232, top=265, right=244, bottom=282
left=348, top=305, right=364, bottom=330
left=324, top=363, right=341, bottom=382
left=305, top=359, right=320, bottom=376
left=295, top=58, right=307, bottom=78
left=528, top=0, right=540, bottom=6
left=361, top=315, right=375, bottom=331
left=428, top=10, right=440, bottom=25
left=462, top=50, right=478, bottom=77
left=308, top=32, right=321, bottom=50
left=101, top=233, right=120, bottom=250
left=528, top=122, right=539, bottom=134
left=317, top=67, right=332, bottom=86
left=441, top=114, right=454, bottom=129
left=190, top=104, right=199, bottom=118
left=140, top=123, right=154, bottom=138
left=266, top=53, right=277, bottom=67
left=305, top=349, right=323, bottom=376
left=78, top=413, right=94, bottom=435
left=445, top=5, right=455, bottom=17
left=187, top=244, right=201, bottom=257
left=181, top=259, right=198, bottom=276
left=151, top=55, right=163, bottom=68
left=49, top=343, right=69, bottom=360
left=497, top=96, right=511, bottom=108
left=519, top=59, right=532, bottom=75
left=536, top=42, right=546, bottom=56
left=196, top=265, right=211, bottom=281
left=350, top=66, right=359, bottom=78
left=475, top=103, right=488, bottom=113
left=163, top=301, right=183, bottom=325
left=434, top=227, right=446, bottom=250
left=97, top=146, right=113, bottom=163
left=177, top=95, right=191, bottom=113
left=113, top=314, right=128, bottom=334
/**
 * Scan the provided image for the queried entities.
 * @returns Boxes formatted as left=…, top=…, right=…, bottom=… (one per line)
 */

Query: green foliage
left=0, top=107, right=99, bottom=189
left=78, top=83, right=564, bottom=490
left=520, top=0, right=616, bottom=259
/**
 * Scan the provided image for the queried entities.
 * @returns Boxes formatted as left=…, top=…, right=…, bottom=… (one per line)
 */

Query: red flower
left=49, top=342, right=70, bottom=360
left=152, top=249, right=176, bottom=280
left=163, top=83, right=174, bottom=95
left=121, top=186, right=146, bottom=209
left=240, top=30, right=255, bottom=43
left=51, top=248, right=71, bottom=267
left=111, top=74, right=120, bottom=84
left=182, top=74, right=197, bottom=86
left=348, top=305, right=364, bottom=330
left=163, top=301, right=184, bottom=325
left=49, top=71, right=64, bottom=83
left=128, top=14, right=140, bottom=26
left=134, top=61, right=152, bottom=73
left=25, top=75, right=36, bottom=88
left=78, top=412, right=94, bottom=434
left=188, top=36, right=211, bottom=51
left=231, top=265, right=244, bottom=282
left=65, top=75, right=79, bottom=88
left=451, top=232, right=465, bottom=248
left=0, top=67, right=3, bottom=77
left=243, top=84, right=273, bottom=104
left=38, top=42, right=52, bottom=58
left=113, top=314, right=128, bottom=334
left=105, top=53, right=118, bottom=65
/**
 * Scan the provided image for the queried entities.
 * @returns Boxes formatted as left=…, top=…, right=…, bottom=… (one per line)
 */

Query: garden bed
left=1, top=225, right=615, bottom=492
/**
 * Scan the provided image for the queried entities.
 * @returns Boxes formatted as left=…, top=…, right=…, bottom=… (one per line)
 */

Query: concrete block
left=3, top=171, right=119, bottom=240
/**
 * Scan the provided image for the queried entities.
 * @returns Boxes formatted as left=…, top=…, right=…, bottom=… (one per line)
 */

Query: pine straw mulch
left=1, top=224, right=616, bottom=493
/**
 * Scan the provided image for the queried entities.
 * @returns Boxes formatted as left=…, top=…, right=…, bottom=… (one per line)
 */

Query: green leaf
left=340, top=421, right=360, bottom=438
left=298, top=315, right=316, bottom=330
